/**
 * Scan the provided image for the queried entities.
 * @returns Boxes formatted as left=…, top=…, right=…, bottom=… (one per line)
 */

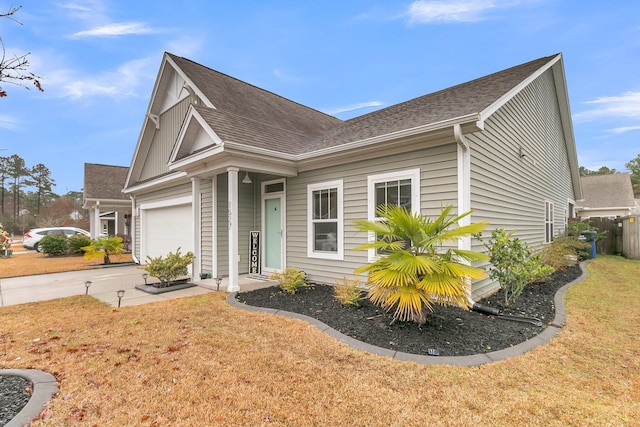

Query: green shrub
left=542, top=236, right=592, bottom=269
left=82, top=236, right=125, bottom=265
left=270, top=267, right=308, bottom=294
left=333, top=276, right=365, bottom=307
left=480, top=228, right=555, bottom=307
left=67, top=234, right=93, bottom=255
left=39, top=234, right=68, bottom=256
left=143, top=248, right=195, bottom=285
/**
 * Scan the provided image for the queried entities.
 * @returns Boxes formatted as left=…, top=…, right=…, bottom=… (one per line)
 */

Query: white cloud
left=0, top=115, right=20, bottom=131
left=325, top=101, right=384, bottom=115
left=606, top=125, right=640, bottom=135
left=406, top=0, right=524, bottom=24
left=575, top=91, right=640, bottom=121
left=31, top=52, right=157, bottom=100
left=72, top=22, right=159, bottom=38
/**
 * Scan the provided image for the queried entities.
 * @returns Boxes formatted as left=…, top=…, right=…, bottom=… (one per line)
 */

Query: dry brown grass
left=1, top=256, right=639, bottom=426
left=0, top=245, right=133, bottom=278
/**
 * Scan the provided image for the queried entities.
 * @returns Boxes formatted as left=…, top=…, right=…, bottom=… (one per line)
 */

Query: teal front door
left=264, top=196, right=283, bottom=272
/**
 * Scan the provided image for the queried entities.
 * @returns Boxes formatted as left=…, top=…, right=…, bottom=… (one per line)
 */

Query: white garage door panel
left=144, top=204, right=192, bottom=259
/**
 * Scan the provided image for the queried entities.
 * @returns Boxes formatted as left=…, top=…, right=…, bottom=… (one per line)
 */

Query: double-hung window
left=367, top=168, right=421, bottom=260
left=307, top=180, right=343, bottom=260
left=545, top=200, right=554, bottom=243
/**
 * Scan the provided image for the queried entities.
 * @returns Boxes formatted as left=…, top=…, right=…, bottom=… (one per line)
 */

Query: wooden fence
left=569, top=217, right=622, bottom=256
left=622, top=216, right=640, bottom=260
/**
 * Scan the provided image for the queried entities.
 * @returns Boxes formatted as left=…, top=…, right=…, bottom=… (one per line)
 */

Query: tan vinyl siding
left=286, top=144, right=457, bottom=285
left=469, top=69, right=575, bottom=297
left=139, top=97, right=190, bottom=181
left=200, top=179, right=213, bottom=274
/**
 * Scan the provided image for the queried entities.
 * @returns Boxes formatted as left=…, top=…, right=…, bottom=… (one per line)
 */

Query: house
left=123, top=52, right=582, bottom=298
left=83, top=163, right=131, bottom=239
left=575, top=173, right=640, bottom=219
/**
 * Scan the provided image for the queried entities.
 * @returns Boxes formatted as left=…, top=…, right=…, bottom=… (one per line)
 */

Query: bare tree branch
left=1, top=5, right=43, bottom=97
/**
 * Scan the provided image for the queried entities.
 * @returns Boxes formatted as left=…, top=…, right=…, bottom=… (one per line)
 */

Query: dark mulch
left=236, top=266, right=583, bottom=357
left=0, top=375, right=32, bottom=426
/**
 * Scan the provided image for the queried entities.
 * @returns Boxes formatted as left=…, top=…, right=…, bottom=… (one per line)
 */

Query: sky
left=1, top=0, right=639, bottom=194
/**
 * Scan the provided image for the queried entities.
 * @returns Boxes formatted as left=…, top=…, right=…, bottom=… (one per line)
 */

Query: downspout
left=129, top=195, right=139, bottom=264
left=454, top=125, right=542, bottom=326
left=453, top=124, right=475, bottom=308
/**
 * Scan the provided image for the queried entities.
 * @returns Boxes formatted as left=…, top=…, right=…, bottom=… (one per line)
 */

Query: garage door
left=143, top=204, right=193, bottom=260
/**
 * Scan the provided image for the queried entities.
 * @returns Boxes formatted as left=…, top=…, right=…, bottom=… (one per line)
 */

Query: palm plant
left=82, top=236, right=125, bottom=265
left=354, top=205, right=489, bottom=325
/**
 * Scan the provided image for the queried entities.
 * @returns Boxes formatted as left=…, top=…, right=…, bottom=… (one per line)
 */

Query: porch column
left=92, top=201, right=101, bottom=239
left=192, top=178, right=201, bottom=280
left=227, top=167, right=240, bottom=292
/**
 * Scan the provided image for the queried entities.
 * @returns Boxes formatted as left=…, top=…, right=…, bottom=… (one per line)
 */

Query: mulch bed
left=236, top=266, right=583, bottom=357
left=0, top=375, right=32, bottom=426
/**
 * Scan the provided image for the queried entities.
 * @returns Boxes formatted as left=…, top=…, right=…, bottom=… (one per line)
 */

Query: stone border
left=0, top=369, right=57, bottom=427
left=228, top=262, right=589, bottom=366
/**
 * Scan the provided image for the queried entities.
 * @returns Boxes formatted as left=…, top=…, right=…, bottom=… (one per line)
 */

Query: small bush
left=143, top=248, right=195, bottom=285
left=480, top=228, right=555, bottom=307
left=39, top=234, right=68, bottom=256
left=270, top=267, right=308, bottom=294
left=67, top=234, right=93, bottom=255
left=542, top=236, right=592, bottom=269
left=333, top=276, right=364, bottom=307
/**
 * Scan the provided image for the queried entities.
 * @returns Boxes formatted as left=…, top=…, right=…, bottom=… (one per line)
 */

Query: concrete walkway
left=0, top=265, right=276, bottom=308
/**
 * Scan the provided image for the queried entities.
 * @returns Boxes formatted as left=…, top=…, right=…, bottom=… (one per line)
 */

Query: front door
left=262, top=180, right=285, bottom=273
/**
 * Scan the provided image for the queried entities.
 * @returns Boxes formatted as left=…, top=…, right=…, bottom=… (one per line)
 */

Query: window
left=545, top=201, right=554, bottom=243
left=367, top=169, right=421, bottom=259
left=307, top=180, right=343, bottom=260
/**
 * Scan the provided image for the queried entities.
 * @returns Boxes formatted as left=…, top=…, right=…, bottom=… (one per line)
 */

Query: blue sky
left=1, top=0, right=639, bottom=193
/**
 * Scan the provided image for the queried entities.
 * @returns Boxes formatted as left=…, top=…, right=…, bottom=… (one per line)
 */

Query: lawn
left=0, top=244, right=133, bottom=278
left=1, top=256, right=639, bottom=425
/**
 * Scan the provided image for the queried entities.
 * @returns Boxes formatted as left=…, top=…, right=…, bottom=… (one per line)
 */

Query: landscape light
left=84, top=280, right=92, bottom=295
left=117, top=289, right=125, bottom=308
left=216, top=277, right=222, bottom=291
left=142, top=273, right=148, bottom=285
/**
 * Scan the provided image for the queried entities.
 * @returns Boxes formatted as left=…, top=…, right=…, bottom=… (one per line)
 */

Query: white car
left=23, top=227, right=90, bottom=252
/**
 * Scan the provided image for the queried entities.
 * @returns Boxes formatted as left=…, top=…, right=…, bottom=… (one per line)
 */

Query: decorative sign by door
left=249, top=231, right=261, bottom=274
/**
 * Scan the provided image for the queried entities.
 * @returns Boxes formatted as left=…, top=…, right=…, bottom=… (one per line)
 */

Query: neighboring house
left=123, top=52, right=582, bottom=298
left=575, top=173, right=640, bottom=219
left=83, top=163, right=131, bottom=239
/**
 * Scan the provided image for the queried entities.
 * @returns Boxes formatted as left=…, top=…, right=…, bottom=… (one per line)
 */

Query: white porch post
left=192, top=178, right=201, bottom=280
left=227, top=167, right=240, bottom=292
left=92, top=201, right=101, bottom=239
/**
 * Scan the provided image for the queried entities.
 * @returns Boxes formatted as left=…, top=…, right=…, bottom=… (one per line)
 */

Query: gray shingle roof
left=84, top=163, right=129, bottom=200
left=577, top=173, right=636, bottom=209
left=168, top=53, right=558, bottom=156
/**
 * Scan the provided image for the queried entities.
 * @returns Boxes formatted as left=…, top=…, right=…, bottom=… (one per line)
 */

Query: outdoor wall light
left=117, top=289, right=125, bottom=308
left=242, top=171, right=252, bottom=184
left=142, top=273, right=148, bottom=285
left=215, top=277, right=223, bottom=291
left=84, top=280, right=92, bottom=295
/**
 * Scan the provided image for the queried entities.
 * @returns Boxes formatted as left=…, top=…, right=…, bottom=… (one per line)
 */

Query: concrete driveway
left=0, top=265, right=275, bottom=308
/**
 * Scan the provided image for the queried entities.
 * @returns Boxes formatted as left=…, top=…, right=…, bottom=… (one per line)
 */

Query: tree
left=1, top=5, right=43, bottom=97
left=579, top=165, right=618, bottom=176
left=29, top=163, right=55, bottom=214
left=6, top=154, right=28, bottom=220
left=353, top=205, right=489, bottom=325
left=625, top=153, right=640, bottom=197
left=0, top=156, right=8, bottom=214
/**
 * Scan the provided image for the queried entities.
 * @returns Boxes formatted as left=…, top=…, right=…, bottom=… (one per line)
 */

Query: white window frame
left=307, top=180, right=343, bottom=260
left=367, top=168, right=421, bottom=261
left=545, top=200, right=554, bottom=244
